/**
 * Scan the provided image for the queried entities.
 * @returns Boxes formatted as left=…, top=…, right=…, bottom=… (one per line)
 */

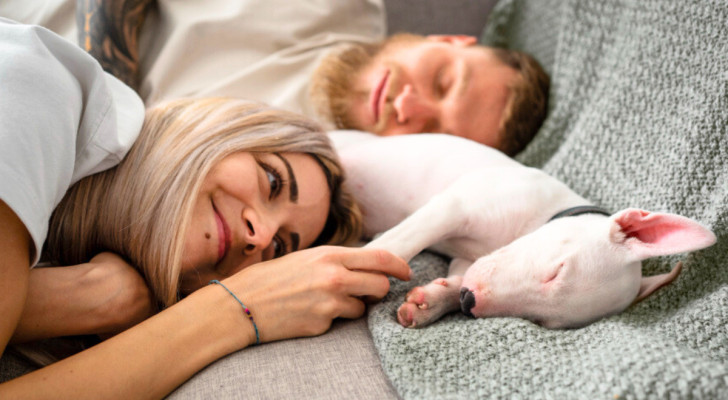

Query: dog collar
left=548, top=205, right=611, bottom=222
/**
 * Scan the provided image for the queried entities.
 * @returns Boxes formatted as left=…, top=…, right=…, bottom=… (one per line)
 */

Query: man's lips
left=213, top=203, right=231, bottom=263
left=370, top=69, right=390, bottom=125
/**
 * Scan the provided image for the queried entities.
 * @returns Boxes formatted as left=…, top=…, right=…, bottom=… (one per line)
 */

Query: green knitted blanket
left=368, top=0, right=728, bottom=398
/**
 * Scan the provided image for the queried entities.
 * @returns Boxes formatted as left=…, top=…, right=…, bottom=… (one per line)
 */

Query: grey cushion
left=0, top=350, right=35, bottom=382
left=384, top=0, right=499, bottom=36
left=167, top=318, right=398, bottom=399
left=0, top=319, right=399, bottom=399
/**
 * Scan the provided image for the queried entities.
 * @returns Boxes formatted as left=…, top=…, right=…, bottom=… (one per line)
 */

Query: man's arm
left=76, top=0, right=155, bottom=91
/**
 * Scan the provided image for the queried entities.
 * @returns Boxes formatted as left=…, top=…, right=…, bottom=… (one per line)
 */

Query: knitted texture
left=368, top=0, right=728, bottom=398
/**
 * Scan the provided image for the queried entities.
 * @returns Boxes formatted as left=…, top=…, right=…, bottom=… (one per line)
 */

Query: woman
left=12, top=97, right=371, bottom=343
left=0, top=20, right=410, bottom=397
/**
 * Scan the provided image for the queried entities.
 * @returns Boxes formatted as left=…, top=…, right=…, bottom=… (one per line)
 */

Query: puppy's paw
left=396, top=301, right=421, bottom=327
left=396, top=276, right=463, bottom=328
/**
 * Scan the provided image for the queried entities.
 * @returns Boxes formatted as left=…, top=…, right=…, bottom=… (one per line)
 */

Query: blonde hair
left=46, top=98, right=361, bottom=307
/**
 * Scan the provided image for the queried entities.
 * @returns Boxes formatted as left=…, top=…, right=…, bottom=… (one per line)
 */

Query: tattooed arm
left=76, top=0, right=154, bottom=91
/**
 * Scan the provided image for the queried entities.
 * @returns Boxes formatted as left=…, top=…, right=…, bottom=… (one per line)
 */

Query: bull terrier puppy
left=329, top=131, right=716, bottom=329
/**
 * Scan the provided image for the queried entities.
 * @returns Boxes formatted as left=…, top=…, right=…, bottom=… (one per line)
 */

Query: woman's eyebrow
left=274, top=153, right=298, bottom=202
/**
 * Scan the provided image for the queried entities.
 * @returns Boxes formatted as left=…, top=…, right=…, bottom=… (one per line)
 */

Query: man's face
left=344, top=35, right=518, bottom=149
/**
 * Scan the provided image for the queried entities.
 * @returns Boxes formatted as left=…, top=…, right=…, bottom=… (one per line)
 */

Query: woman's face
left=179, top=151, right=331, bottom=293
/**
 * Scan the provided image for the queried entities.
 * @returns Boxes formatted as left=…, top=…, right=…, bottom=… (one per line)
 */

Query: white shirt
left=0, top=18, right=144, bottom=265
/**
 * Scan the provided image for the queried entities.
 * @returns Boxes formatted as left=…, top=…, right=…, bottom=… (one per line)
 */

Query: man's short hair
left=492, top=48, right=550, bottom=156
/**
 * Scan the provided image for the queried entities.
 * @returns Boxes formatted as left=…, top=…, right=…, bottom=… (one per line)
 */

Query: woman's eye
left=266, top=170, right=279, bottom=196
left=261, top=163, right=283, bottom=200
left=272, top=236, right=287, bottom=259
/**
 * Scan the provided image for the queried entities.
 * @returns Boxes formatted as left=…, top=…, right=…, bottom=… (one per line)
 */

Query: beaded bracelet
left=209, top=280, right=260, bottom=345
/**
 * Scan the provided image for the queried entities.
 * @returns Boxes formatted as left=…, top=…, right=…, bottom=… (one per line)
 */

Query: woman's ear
left=425, top=35, right=478, bottom=47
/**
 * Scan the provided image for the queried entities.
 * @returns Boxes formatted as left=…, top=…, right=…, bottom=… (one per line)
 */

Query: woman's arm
left=2, top=278, right=251, bottom=399
left=11, top=253, right=154, bottom=344
left=0, top=201, right=31, bottom=356
left=0, top=246, right=410, bottom=399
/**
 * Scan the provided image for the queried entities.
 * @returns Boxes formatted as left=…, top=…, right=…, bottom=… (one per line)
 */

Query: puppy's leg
left=365, top=191, right=468, bottom=261
left=397, top=258, right=471, bottom=328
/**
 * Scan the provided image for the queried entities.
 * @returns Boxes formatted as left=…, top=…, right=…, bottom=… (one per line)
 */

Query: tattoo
left=76, top=0, right=154, bottom=91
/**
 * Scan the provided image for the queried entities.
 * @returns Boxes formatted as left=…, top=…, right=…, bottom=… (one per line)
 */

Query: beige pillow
left=140, top=0, right=385, bottom=117
left=0, top=1, right=77, bottom=39
left=1, top=0, right=386, bottom=118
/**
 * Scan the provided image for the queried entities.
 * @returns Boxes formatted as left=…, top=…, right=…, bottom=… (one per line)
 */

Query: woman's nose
left=241, top=211, right=275, bottom=256
left=393, top=84, right=437, bottom=126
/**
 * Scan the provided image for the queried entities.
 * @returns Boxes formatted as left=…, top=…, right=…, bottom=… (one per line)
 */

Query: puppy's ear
left=609, top=208, right=716, bottom=261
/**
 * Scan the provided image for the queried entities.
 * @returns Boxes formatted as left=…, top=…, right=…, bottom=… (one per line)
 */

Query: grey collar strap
left=548, top=205, right=611, bottom=222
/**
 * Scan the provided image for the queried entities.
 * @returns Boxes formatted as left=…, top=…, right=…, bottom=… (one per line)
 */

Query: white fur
left=330, top=131, right=716, bottom=329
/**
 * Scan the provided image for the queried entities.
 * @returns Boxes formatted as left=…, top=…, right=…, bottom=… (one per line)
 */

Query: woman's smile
left=213, top=200, right=231, bottom=263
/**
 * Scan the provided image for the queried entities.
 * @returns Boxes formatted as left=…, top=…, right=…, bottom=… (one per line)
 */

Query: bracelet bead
left=209, top=280, right=260, bottom=345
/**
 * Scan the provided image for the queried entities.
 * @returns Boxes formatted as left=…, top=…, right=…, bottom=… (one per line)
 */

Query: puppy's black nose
left=460, top=287, right=475, bottom=317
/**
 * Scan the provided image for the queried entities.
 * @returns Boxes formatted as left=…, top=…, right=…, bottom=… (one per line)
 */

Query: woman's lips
left=370, top=69, right=390, bottom=125
left=213, top=204, right=231, bottom=263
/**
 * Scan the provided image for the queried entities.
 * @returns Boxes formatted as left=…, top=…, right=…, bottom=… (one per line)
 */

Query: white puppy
left=330, top=131, right=716, bottom=329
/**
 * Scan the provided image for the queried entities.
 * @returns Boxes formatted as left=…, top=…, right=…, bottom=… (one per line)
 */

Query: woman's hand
left=220, top=246, right=411, bottom=344
left=12, top=252, right=155, bottom=343
left=86, top=252, right=156, bottom=338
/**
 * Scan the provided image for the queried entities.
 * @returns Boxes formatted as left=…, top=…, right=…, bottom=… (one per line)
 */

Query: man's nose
left=241, top=210, right=275, bottom=256
left=392, top=84, right=437, bottom=127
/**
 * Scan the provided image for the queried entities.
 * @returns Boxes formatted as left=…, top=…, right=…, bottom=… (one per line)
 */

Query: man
left=310, top=33, right=550, bottom=156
